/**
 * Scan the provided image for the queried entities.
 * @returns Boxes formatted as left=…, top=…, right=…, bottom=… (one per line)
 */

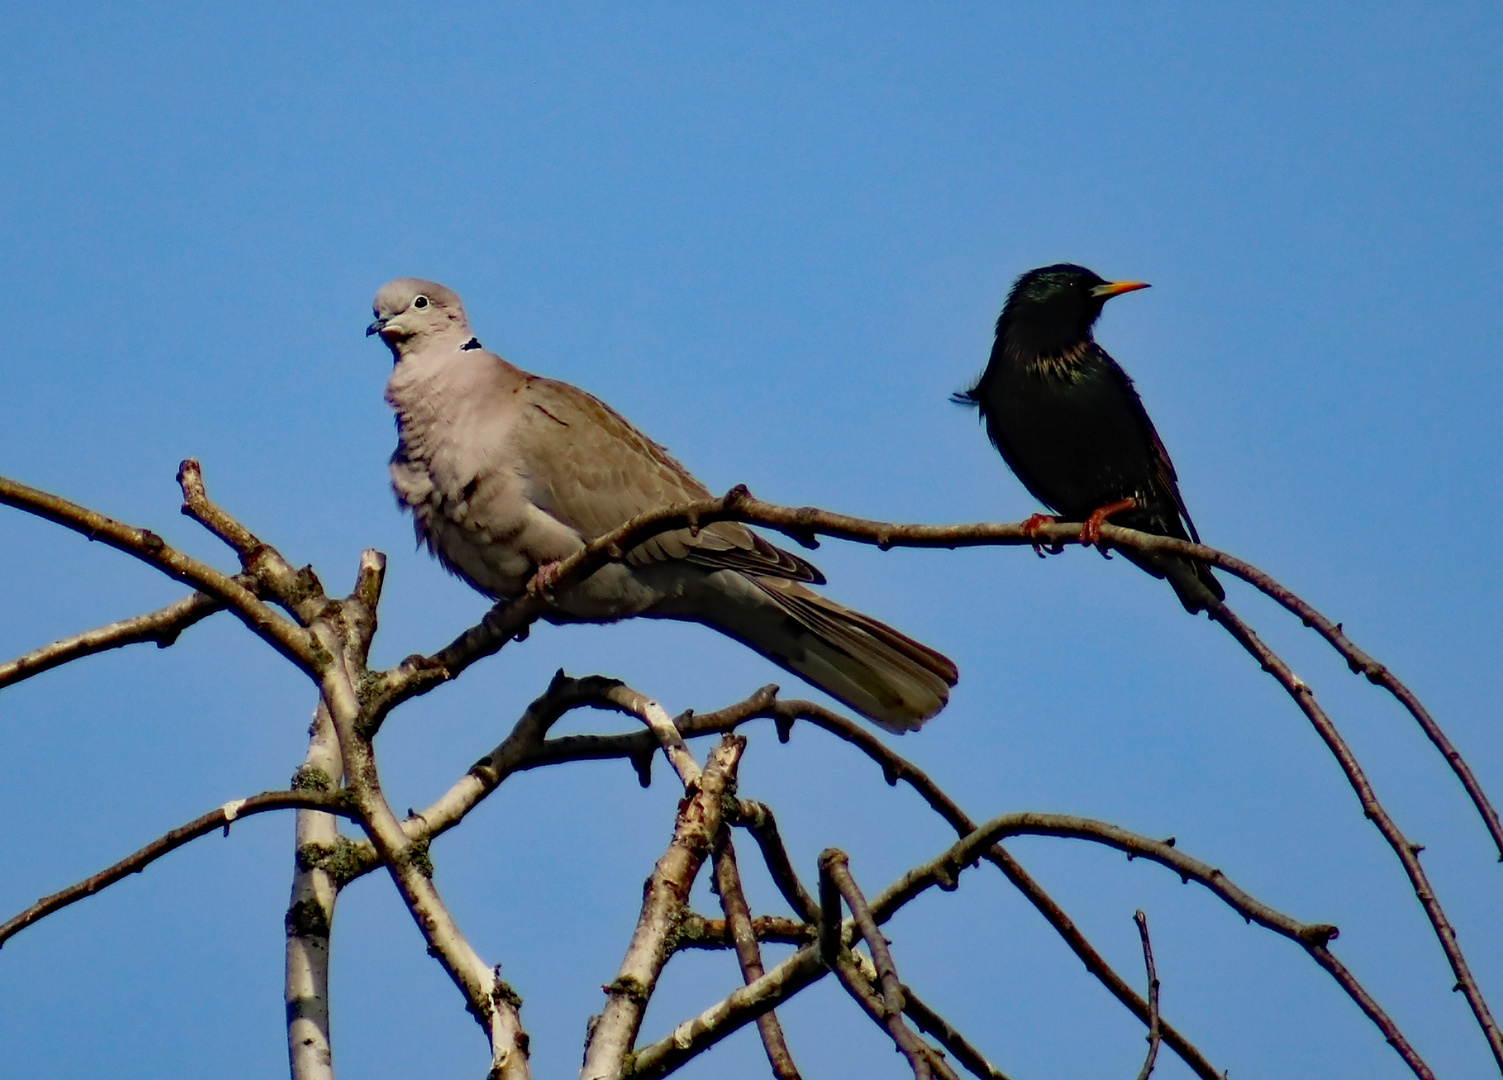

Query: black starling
left=955, top=263, right=1224, bottom=613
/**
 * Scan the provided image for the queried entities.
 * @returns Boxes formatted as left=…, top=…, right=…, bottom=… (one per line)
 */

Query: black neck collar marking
left=460, top=337, right=483, bottom=351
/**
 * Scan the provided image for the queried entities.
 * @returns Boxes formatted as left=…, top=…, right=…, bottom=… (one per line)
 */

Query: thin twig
left=177, top=459, right=331, bottom=622
left=733, top=799, right=821, bottom=921
left=821, top=850, right=956, bottom=1080
left=871, top=811, right=1433, bottom=1080
left=0, top=470, right=318, bottom=672
left=713, top=833, right=802, bottom=1080
left=1133, top=911, right=1161, bottom=1080
left=0, top=789, right=351, bottom=948
left=0, top=590, right=226, bottom=690
left=1208, top=599, right=1499, bottom=1073
left=901, top=984, right=1013, bottom=1080
left=980, top=845, right=1215, bottom=1079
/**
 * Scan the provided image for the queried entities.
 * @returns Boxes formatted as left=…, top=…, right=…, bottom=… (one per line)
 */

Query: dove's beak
left=366, top=316, right=388, bottom=337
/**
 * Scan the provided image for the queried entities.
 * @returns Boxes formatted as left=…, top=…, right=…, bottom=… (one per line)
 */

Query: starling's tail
left=1121, top=549, right=1224, bottom=614
left=655, top=571, right=958, bottom=732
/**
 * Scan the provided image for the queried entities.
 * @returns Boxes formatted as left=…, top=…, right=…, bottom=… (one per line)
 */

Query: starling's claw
left=1021, top=512, right=1061, bottom=558
left=1080, top=497, right=1138, bottom=548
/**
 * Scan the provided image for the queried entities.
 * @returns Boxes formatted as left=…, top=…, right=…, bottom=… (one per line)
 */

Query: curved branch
left=1133, top=911, right=1161, bottom=1080
left=177, top=458, right=333, bottom=625
left=0, top=472, right=318, bottom=673
left=900, top=984, right=1013, bottom=1080
left=1208, top=600, right=1498, bottom=1072
left=0, top=789, right=352, bottom=948
left=821, top=849, right=954, bottom=1080
left=362, top=488, right=1498, bottom=864
left=872, top=811, right=1432, bottom=1080
left=0, top=590, right=226, bottom=690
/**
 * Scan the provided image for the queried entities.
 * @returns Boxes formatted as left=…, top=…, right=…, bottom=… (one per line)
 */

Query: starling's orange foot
left=1080, top=497, right=1138, bottom=549
left=1022, top=513, right=1061, bottom=558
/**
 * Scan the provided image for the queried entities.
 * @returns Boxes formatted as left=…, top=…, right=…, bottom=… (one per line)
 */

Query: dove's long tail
left=653, top=571, right=958, bottom=732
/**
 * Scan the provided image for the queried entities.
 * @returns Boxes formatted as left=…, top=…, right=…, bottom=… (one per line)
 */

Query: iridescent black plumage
left=956, top=263, right=1223, bottom=612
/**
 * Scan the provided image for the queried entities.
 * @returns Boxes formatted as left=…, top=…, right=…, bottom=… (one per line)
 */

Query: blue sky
left=2, top=4, right=1501, bottom=1078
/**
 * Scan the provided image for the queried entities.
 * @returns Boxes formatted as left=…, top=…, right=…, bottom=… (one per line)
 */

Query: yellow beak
left=1090, top=280, right=1151, bottom=298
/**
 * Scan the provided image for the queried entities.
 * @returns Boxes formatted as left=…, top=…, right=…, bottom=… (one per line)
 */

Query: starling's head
left=998, top=264, right=1149, bottom=357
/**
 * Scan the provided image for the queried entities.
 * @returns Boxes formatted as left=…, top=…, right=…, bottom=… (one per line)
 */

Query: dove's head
left=367, top=278, right=472, bottom=358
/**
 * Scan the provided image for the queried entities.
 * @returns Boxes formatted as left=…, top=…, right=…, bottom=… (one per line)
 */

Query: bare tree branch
left=177, top=459, right=334, bottom=624
left=821, top=849, right=956, bottom=1080
left=626, top=945, right=827, bottom=1080
left=670, top=913, right=813, bottom=952
left=12, top=467, right=1492, bottom=877
left=257, top=551, right=532, bottom=1078
left=872, top=811, right=1434, bottom=1080
left=713, top=833, right=802, bottom=1080
left=733, top=799, right=821, bottom=922
left=383, top=673, right=664, bottom=859
left=582, top=735, right=744, bottom=1080
left=828, top=951, right=957, bottom=1080
left=286, top=700, right=346, bottom=1080
left=361, top=487, right=1500, bottom=863
left=311, top=609, right=531, bottom=1080
left=3, top=466, right=1482, bottom=1080
left=0, top=590, right=228, bottom=690
left=606, top=682, right=703, bottom=789
left=330, top=680, right=1225, bottom=1080
left=1133, top=911, right=1161, bottom=1080
left=822, top=851, right=904, bottom=1020
left=1199, top=555, right=1503, bottom=863
left=0, top=470, right=319, bottom=673
left=0, top=788, right=351, bottom=948
left=1208, top=599, right=1498, bottom=1073
left=980, top=844, right=1216, bottom=1079
left=899, top=985, right=1013, bottom=1080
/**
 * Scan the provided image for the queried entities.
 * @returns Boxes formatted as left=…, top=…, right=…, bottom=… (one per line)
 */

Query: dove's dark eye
left=413, top=296, right=430, bottom=309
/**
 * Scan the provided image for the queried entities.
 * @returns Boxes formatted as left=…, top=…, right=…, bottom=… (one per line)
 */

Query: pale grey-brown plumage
left=370, top=278, right=957, bottom=731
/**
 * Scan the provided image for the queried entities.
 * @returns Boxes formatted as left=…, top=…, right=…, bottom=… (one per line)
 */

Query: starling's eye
left=413, top=296, right=430, bottom=309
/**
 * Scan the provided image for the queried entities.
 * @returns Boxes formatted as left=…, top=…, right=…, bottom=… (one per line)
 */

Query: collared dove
left=370, top=277, right=957, bottom=731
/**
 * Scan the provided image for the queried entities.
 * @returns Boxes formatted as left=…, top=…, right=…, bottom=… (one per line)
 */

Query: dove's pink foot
left=1021, top=513, right=1060, bottom=558
left=528, top=559, right=563, bottom=597
left=1079, top=497, right=1138, bottom=548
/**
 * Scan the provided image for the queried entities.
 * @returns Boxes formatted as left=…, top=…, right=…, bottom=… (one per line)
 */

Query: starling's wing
left=1145, top=425, right=1203, bottom=543
left=1098, top=358, right=1225, bottom=612
left=511, top=375, right=822, bottom=582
